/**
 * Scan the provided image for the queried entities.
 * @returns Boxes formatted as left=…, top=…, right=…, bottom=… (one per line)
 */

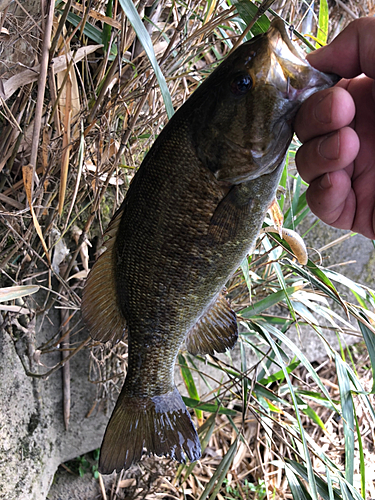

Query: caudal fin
left=99, top=387, right=201, bottom=474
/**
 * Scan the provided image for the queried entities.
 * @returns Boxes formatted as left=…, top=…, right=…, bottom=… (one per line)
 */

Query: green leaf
left=285, top=465, right=313, bottom=500
left=103, top=0, right=113, bottom=53
left=317, top=0, right=329, bottom=46
left=261, top=323, right=340, bottom=412
left=66, top=12, right=103, bottom=44
left=354, top=411, right=366, bottom=499
left=239, top=286, right=300, bottom=318
left=240, top=340, right=248, bottom=410
left=278, top=154, right=288, bottom=211
left=296, top=390, right=339, bottom=412
left=178, top=354, right=202, bottom=420
left=232, top=0, right=270, bottom=38
left=286, top=258, right=346, bottom=312
left=118, top=0, right=174, bottom=118
left=182, top=396, right=237, bottom=416
left=261, top=327, right=318, bottom=500
left=198, top=436, right=239, bottom=500
left=286, top=460, right=342, bottom=500
left=258, top=360, right=300, bottom=385
left=336, top=354, right=354, bottom=485
left=296, top=395, right=327, bottom=433
left=357, top=314, right=375, bottom=392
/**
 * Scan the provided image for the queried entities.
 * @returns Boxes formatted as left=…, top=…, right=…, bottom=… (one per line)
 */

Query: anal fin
left=186, top=291, right=238, bottom=356
left=82, top=208, right=126, bottom=343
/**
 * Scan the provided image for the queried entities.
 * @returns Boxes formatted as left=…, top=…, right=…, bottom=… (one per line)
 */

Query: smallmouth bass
left=82, top=19, right=338, bottom=474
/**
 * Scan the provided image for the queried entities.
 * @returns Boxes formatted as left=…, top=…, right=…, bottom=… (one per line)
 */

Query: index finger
left=307, top=17, right=375, bottom=80
left=294, top=84, right=355, bottom=143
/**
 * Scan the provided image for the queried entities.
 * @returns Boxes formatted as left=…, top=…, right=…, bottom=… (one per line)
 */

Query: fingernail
left=314, top=91, right=333, bottom=124
left=319, top=131, right=340, bottom=160
left=320, top=173, right=331, bottom=190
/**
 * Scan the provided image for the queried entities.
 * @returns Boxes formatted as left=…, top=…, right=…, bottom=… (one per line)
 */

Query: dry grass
left=1, top=0, right=375, bottom=498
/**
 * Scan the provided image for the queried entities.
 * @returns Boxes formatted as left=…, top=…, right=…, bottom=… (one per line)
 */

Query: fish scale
left=82, top=18, right=339, bottom=473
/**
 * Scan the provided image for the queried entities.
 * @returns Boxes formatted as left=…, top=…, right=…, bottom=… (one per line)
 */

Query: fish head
left=191, top=18, right=339, bottom=185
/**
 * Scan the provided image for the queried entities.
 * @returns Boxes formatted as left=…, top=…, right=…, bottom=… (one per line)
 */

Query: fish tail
left=99, top=387, right=201, bottom=473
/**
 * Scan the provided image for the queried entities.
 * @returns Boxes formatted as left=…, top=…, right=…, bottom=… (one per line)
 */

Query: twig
left=29, top=0, right=55, bottom=198
left=61, top=305, right=71, bottom=430
left=334, top=0, right=358, bottom=19
left=230, top=0, right=276, bottom=54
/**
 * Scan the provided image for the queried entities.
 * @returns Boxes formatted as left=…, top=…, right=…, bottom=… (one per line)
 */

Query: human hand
left=294, top=17, right=375, bottom=239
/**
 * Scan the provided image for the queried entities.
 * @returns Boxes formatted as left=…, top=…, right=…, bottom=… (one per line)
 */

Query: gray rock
left=0, top=303, right=108, bottom=500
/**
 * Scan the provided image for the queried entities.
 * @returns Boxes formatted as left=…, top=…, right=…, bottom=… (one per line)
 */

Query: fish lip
left=266, top=19, right=340, bottom=98
left=267, top=18, right=303, bottom=61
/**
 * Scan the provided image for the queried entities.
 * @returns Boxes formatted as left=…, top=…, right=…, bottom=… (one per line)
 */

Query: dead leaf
left=22, top=164, right=51, bottom=265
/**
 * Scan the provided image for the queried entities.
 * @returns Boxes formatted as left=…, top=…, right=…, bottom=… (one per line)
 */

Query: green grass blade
left=239, top=286, right=300, bottom=318
left=257, top=360, right=300, bottom=385
left=357, top=312, right=375, bottom=392
left=178, top=354, right=202, bottom=421
left=66, top=12, right=103, bottom=44
left=182, top=396, right=237, bottom=416
left=296, top=395, right=327, bottom=433
left=102, top=0, right=113, bottom=52
left=198, top=436, right=238, bottom=500
left=240, top=340, right=248, bottom=411
left=285, top=464, right=313, bottom=500
left=262, top=324, right=340, bottom=411
left=335, top=353, right=354, bottom=485
left=286, top=459, right=342, bottom=500
left=324, top=268, right=375, bottom=308
left=232, top=0, right=270, bottom=37
left=317, top=0, right=329, bottom=46
left=354, top=411, right=365, bottom=499
left=261, top=237, right=297, bottom=322
left=261, top=327, right=318, bottom=500
left=297, top=390, right=338, bottom=412
left=118, top=0, right=174, bottom=119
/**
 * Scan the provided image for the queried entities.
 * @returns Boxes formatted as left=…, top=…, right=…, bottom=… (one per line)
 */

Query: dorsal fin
left=185, top=291, right=238, bottom=356
left=82, top=207, right=126, bottom=343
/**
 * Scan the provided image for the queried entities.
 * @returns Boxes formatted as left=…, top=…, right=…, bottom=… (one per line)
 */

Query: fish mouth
left=265, top=19, right=339, bottom=101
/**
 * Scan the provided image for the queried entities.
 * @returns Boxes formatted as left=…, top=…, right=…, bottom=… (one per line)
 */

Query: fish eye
left=230, top=74, right=253, bottom=96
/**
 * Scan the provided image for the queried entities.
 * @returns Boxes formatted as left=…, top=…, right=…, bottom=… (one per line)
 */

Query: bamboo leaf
left=198, top=436, right=238, bottom=500
left=103, top=0, right=113, bottom=53
left=239, top=286, right=300, bottom=318
left=357, top=313, right=375, bottom=392
left=118, top=0, right=174, bottom=118
left=336, top=354, right=354, bottom=485
left=354, top=411, right=366, bottom=499
left=178, top=354, right=202, bottom=421
left=261, top=326, right=318, bottom=500
left=285, top=464, right=313, bottom=500
left=317, top=0, right=329, bottom=46
left=286, top=459, right=342, bottom=500
left=182, top=397, right=237, bottom=416
left=22, top=164, right=51, bottom=265
left=232, top=0, right=270, bottom=37
left=0, top=285, right=40, bottom=302
left=296, top=395, right=327, bottom=433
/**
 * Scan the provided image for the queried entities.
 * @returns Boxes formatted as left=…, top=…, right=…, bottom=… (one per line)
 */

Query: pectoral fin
left=208, top=185, right=253, bottom=243
left=186, top=291, right=238, bottom=356
left=82, top=208, right=126, bottom=343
